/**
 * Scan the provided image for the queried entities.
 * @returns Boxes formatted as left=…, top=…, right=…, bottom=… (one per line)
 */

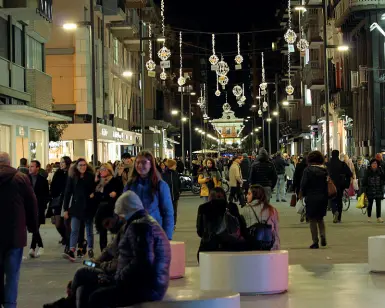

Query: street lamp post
left=275, top=73, right=280, bottom=152
left=139, top=17, right=146, bottom=151
left=189, top=92, right=196, bottom=170
left=181, top=87, right=185, bottom=164
left=90, top=0, right=98, bottom=166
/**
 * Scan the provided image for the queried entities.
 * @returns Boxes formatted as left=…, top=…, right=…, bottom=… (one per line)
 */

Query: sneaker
left=310, top=243, right=319, bottom=249
left=368, top=218, right=372, bottom=223
left=276, top=199, right=280, bottom=203
left=378, top=218, right=384, bottom=223
left=88, top=249, right=94, bottom=259
left=29, top=249, right=36, bottom=258
left=36, top=247, right=44, bottom=257
left=333, top=212, right=339, bottom=223
left=281, top=199, right=287, bottom=202
left=321, top=237, right=327, bottom=247
left=63, top=250, right=76, bottom=262
left=77, top=249, right=84, bottom=258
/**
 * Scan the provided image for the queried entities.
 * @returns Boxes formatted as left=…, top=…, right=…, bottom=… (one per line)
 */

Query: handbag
left=290, top=194, right=297, bottom=207
left=327, top=176, right=337, bottom=199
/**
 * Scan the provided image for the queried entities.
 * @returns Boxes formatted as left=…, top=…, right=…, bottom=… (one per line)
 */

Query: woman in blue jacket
left=124, top=151, right=174, bottom=239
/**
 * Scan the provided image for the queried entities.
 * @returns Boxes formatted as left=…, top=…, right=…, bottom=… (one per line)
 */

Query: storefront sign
left=37, top=0, right=53, bottom=22
left=101, top=128, right=108, bottom=136
left=16, top=126, right=28, bottom=137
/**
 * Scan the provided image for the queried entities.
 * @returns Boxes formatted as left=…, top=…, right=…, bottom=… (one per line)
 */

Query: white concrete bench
left=199, top=250, right=289, bottom=294
left=368, top=236, right=385, bottom=272
left=170, top=241, right=185, bottom=279
left=133, top=288, right=240, bottom=308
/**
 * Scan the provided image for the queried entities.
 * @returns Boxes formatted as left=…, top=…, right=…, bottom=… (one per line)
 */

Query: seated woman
left=240, top=185, right=280, bottom=250
left=196, top=187, right=246, bottom=262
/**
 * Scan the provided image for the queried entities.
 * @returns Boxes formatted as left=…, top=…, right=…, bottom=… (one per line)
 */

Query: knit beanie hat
left=166, top=159, right=177, bottom=169
left=115, top=191, right=144, bottom=221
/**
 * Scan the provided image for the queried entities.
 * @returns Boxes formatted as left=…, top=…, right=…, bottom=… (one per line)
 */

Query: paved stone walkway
left=17, top=194, right=385, bottom=307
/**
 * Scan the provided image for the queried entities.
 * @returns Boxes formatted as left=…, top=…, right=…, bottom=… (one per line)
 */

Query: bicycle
left=342, top=189, right=351, bottom=211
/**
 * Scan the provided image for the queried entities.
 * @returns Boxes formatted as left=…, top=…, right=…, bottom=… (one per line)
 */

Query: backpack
left=215, top=209, right=242, bottom=243
left=247, top=205, right=275, bottom=250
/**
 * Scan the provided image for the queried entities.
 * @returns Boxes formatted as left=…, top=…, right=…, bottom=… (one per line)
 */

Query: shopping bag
left=295, top=199, right=304, bottom=214
left=356, top=193, right=366, bottom=209
left=290, top=194, right=297, bottom=207
left=353, top=179, right=359, bottom=191
left=348, top=183, right=355, bottom=197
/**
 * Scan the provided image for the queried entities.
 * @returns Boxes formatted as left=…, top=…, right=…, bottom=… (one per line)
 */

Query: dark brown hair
left=249, top=185, right=277, bottom=218
left=307, top=151, right=324, bottom=165
left=209, top=187, right=228, bottom=202
left=69, top=158, right=94, bottom=178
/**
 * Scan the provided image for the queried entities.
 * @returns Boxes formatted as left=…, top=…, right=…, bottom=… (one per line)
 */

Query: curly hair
left=69, top=158, right=94, bottom=178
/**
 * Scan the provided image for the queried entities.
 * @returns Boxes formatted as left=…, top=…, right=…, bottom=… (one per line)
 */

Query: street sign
left=235, top=64, right=242, bottom=70
left=160, top=61, right=170, bottom=69
left=148, top=71, right=156, bottom=78
left=288, top=44, right=295, bottom=53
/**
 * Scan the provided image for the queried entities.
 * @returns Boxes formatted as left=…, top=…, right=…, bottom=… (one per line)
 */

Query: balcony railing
left=304, top=61, right=325, bottom=89
left=335, top=0, right=385, bottom=26
left=26, top=69, right=53, bottom=111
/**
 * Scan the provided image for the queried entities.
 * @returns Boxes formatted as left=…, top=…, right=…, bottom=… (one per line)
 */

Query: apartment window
left=26, top=36, right=43, bottom=71
left=0, top=17, right=9, bottom=60
left=13, top=25, right=24, bottom=66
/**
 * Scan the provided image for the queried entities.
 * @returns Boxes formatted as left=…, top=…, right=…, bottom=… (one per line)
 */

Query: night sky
left=153, top=0, right=283, bottom=153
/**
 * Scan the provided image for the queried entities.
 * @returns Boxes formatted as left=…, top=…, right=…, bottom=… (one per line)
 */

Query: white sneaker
left=378, top=218, right=384, bottom=223
left=29, top=249, right=36, bottom=258
left=36, top=247, right=44, bottom=257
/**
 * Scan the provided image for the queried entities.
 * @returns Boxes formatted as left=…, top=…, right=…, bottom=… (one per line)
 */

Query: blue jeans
left=70, top=217, right=94, bottom=250
left=0, top=248, right=23, bottom=308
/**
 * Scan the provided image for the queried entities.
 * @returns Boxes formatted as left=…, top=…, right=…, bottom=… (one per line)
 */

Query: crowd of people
left=1, top=147, right=385, bottom=308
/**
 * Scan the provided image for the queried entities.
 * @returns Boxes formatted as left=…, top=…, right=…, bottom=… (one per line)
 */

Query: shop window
left=0, top=125, right=11, bottom=154
left=0, top=17, right=9, bottom=60
left=29, top=129, right=45, bottom=164
left=27, top=36, right=43, bottom=71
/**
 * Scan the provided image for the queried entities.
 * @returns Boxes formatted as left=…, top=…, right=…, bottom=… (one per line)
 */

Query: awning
left=0, top=105, right=71, bottom=122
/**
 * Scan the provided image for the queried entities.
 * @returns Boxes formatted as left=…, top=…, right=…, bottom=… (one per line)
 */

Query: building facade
left=0, top=0, right=71, bottom=167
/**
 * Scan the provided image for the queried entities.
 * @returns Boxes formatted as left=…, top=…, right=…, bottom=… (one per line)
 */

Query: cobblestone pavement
left=17, top=194, right=385, bottom=307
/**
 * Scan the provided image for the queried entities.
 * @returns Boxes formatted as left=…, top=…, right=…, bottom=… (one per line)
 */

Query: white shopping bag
left=295, top=199, right=305, bottom=214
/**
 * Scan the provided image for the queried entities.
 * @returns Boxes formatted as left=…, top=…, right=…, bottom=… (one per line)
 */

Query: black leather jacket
left=115, top=210, right=171, bottom=302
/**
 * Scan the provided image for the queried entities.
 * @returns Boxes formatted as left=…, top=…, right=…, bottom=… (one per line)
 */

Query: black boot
left=310, top=242, right=319, bottom=249
left=321, top=236, right=327, bottom=247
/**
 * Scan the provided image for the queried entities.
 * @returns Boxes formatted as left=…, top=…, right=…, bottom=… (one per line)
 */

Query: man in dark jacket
left=327, top=150, right=353, bottom=223
left=273, top=152, right=289, bottom=202
left=163, top=159, right=181, bottom=226
left=0, top=152, right=38, bottom=308
left=249, top=148, right=278, bottom=200
left=240, top=153, right=251, bottom=197
left=28, top=160, right=50, bottom=258
left=69, top=191, right=171, bottom=308
left=293, top=153, right=308, bottom=195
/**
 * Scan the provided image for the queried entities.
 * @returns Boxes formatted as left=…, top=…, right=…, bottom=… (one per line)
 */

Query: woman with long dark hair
left=124, top=151, right=174, bottom=239
left=62, top=158, right=96, bottom=261
left=198, top=158, right=221, bottom=202
left=94, top=163, right=123, bottom=251
left=49, top=156, right=72, bottom=246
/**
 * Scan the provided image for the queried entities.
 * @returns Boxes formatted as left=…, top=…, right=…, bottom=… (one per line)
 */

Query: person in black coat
left=94, top=163, right=123, bottom=251
left=196, top=187, right=247, bottom=261
left=162, top=159, right=181, bottom=226
left=249, top=148, right=277, bottom=200
left=63, top=159, right=96, bottom=261
left=326, top=150, right=352, bottom=223
left=69, top=191, right=171, bottom=308
left=361, top=159, right=385, bottom=223
left=240, top=153, right=251, bottom=197
left=28, top=160, right=50, bottom=258
left=293, top=153, right=308, bottom=195
left=49, top=156, right=72, bottom=246
left=300, top=151, right=329, bottom=249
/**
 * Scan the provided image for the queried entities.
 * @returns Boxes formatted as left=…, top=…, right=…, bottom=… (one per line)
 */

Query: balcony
left=304, top=61, right=325, bottom=90
left=0, top=58, right=31, bottom=102
left=110, top=8, right=139, bottom=39
left=26, top=69, right=53, bottom=111
left=307, top=24, right=323, bottom=49
left=335, top=0, right=385, bottom=27
left=96, top=0, right=126, bottom=22
left=3, top=0, right=52, bottom=22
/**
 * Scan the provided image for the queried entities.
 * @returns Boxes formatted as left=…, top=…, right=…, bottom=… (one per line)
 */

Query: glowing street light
left=266, top=118, right=272, bottom=122
left=171, top=109, right=179, bottom=115
left=337, top=45, right=349, bottom=52
left=122, top=71, right=133, bottom=77
left=294, top=6, right=307, bottom=12
left=63, top=23, right=78, bottom=30
left=282, top=101, right=289, bottom=106
left=182, top=117, right=188, bottom=122
left=272, top=111, right=279, bottom=116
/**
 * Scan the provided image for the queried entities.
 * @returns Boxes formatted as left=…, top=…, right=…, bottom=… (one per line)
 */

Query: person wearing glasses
left=62, top=158, right=96, bottom=262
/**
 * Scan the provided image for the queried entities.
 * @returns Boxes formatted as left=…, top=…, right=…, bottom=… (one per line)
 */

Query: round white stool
left=134, top=288, right=240, bottom=308
left=170, top=241, right=186, bottom=279
left=368, top=236, right=385, bottom=272
left=199, top=251, right=289, bottom=294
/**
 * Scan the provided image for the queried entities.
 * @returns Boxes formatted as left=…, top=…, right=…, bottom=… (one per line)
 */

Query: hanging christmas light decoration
left=218, top=75, right=229, bottom=89
left=297, top=26, right=309, bottom=52
left=215, top=74, right=221, bottom=97
left=160, top=71, right=167, bottom=80
left=239, top=84, right=246, bottom=102
left=232, top=85, right=243, bottom=97
left=258, top=109, right=263, bottom=117
left=157, top=0, right=171, bottom=61
left=145, top=24, right=156, bottom=71
left=259, top=52, right=267, bottom=91
left=263, top=100, right=268, bottom=111
left=235, top=33, right=243, bottom=64
left=177, top=32, right=186, bottom=86
left=284, top=0, right=297, bottom=44
left=286, top=49, right=295, bottom=95
left=217, top=56, right=230, bottom=77
left=209, top=34, right=219, bottom=65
